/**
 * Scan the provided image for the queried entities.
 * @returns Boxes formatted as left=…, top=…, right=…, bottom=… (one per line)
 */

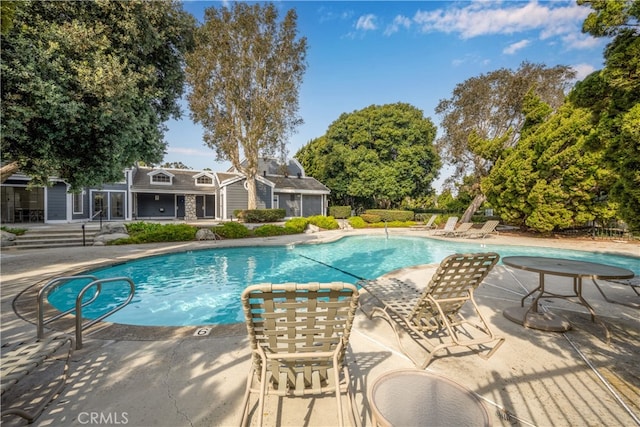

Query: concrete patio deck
left=1, top=227, right=639, bottom=426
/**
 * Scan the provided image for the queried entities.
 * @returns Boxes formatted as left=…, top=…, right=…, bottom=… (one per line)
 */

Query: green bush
left=415, top=213, right=438, bottom=222
left=112, top=223, right=196, bottom=244
left=284, top=217, right=309, bottom=233
left=213, top=222, right=250, bottom=238
left=361, top=213, right=381, bottom=223
left=368, top=220, right=415, bottom=228
left=239, top=209, right=286, bottom=223
left=253, top=224, right=297, bottom=237
left=0, top=226, right=27, bottom=235
left=308, top=215, right=339, bottom=230
left=329, top=206, right=351, bottom=219
left=348, top=216, right=367, bottom=228
left=365, top=209, right=414, bottom=221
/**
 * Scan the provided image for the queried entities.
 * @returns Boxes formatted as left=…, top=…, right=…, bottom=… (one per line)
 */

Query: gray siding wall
left=302, top=195, right=323, bottom=217
left=226, top=181, right=248, bottom=218
left=47, top=182, right=68, bottom=221
left=256, top=181, right=270, bottom=209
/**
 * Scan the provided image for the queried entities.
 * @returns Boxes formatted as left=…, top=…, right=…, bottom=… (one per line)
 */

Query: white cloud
left=384, top=15, right=412, bottom=36
left=355, top=14, right=377, bottom=31
left=571, top=63, right=598, bottom=81
left=412, top=1, right=591, bottom=49
left=503, top=39, right=530, bottom=55
left=562, top=33, right=602, bottom=50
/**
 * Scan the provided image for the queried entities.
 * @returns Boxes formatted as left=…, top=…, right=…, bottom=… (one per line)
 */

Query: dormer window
left=148, top=170, right=174, bottom=185
left=194, top=172, right=215, bottom=186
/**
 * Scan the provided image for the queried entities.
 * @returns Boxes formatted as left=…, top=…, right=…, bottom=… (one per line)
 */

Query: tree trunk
left=246, top=175, right=257, bottom=210
left=0, top=161, right=20, bottom=183
left=460, top=194, right=486, bottom=223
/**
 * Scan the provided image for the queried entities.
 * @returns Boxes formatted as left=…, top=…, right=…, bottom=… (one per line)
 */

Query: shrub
left=329, top=206, right=351, bottom=219
left=284, top=217, right=309, bottom=233
left=113, top=223, right=196, bottom=244
left=365, top=209, right=414, bottom=221
left=1, top=226, right=27, bottom=235
left=213, top=222, right=250, bottom=238
left=348, top=216, right=367, bottom=228
left=240, top=209, right=286, bottom=223
left=368, top=220, right=415, bottom=228
left=361, top=213, right=381, bottom=223
left=253, top=224, right=292, bottom=237
left=308, top=215, right=339, bottom=230
left=415, top=213, right=438, bottom=222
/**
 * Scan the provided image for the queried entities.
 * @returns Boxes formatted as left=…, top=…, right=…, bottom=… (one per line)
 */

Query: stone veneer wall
left=185, top=194, right=197, bottom=221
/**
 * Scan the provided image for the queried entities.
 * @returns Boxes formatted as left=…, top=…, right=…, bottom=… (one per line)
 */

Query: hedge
left=329, top=206, right=351, bottom=219
left=237, top=209, right=286, bottom=223
left=365, top=209, right=414, bottom=221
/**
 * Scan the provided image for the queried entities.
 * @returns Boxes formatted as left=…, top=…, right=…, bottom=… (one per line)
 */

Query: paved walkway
left=1, top=228, right=639, bottom=426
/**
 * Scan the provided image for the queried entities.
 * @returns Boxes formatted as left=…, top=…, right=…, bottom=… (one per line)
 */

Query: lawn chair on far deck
left=464, top=220, right=499, bottom=239
left=410, top=214, right=438, bottom=231
left=359, top=253, right=504, bottom=369
left=433, top=216, right=458, bottom=236
left=240, top=282, right=360, bottom=427
left=450, top=222, right=474, bottom=237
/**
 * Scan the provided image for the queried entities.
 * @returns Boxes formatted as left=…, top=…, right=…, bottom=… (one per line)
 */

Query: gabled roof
left=131, top=167, right=218, bottom=194
left=268, top=175, right=330, bottom=194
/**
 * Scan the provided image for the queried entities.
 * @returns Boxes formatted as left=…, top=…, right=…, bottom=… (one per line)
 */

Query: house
left=0, top=158, right=330, bottom=224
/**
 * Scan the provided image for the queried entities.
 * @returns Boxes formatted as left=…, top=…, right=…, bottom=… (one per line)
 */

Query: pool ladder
left=37, top=275, right=135, bottom=349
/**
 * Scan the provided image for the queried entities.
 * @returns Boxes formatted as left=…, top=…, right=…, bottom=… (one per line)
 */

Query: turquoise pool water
left=47, top=235, right=640, bottom=326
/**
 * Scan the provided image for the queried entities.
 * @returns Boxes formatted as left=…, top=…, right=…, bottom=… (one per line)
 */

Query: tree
left=1, top=1, right=195, bottom=188
left=159, top=162, right=192, bottom=170
left=483, top=94, right=617, bottom=232
left=186, top=3, right=307, bottom=209
left=573, top=0, right=640, bottom=231
left=296, top=103, right=440, bottom=209
left=435, top=62, right=576, bottom=222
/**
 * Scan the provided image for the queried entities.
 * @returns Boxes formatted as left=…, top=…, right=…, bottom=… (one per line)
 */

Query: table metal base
left=503, top=306, right=572, bottom=332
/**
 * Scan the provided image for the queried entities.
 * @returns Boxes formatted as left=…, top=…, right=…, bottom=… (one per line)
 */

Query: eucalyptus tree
left=435, top=62, right=576, bottom=222
left=0, top=0, right=195, bottom=188
left=296, top=103, right=440, bottom=209
left=186, top=3, right=307, bottom=209
left=572, top=0, right=640, bottom=231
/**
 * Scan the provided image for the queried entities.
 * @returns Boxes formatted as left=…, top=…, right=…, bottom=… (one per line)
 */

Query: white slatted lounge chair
left=464, top=220, right=499, bottom=238
left=240, top=282, right=360, bottom=427
left=450, top=222, right=474, bottom=237
left=359, top=253, right=504, bottom=369
left=433, top=216, right=458, bottom=236
left=410, top=214, right=438, bottom=230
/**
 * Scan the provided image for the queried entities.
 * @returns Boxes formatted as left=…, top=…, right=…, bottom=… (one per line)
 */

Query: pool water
left=47, top=235, right=640, bottom=327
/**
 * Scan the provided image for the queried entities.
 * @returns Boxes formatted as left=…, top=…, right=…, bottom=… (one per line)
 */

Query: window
left=152, top=174, right=171, bottom=183
left=73, top=191, right=84, bottom=214
left=196, top=176, right=213, bottom=185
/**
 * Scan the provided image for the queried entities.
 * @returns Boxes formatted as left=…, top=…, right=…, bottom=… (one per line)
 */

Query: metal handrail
left=36, top=275, right=135, bottom=349
left=37, top=275, right=99, bottom=339
left=75, top=277, right=135, bottom=349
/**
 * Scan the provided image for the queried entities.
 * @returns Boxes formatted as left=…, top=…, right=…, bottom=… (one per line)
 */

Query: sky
left=163, top=0, right=608, bottom=188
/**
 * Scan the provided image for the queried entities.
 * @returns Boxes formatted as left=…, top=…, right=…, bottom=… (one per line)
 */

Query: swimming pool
left=47, top=235, right=640, bottom=326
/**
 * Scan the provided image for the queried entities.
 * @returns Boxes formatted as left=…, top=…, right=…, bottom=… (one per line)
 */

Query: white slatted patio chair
left=359, top=253, right=504, bottom=369
left=240, top=282, right=360, bottom=427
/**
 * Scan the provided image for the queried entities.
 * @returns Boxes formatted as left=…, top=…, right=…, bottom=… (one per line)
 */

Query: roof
left=268, top=176, right=330, bottom=194
left=131, top=167, right=218, bottom=194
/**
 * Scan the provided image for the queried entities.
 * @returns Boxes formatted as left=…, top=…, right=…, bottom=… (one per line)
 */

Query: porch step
left=12, top=226, right=101, bottom=249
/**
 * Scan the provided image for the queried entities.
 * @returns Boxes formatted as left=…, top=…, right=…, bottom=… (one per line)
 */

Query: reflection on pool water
left=47, top=235, right=640, bottom=327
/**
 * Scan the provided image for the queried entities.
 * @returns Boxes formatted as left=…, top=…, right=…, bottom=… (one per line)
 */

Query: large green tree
left=435, top=62, right=576, bottom=222
left=186, top=3, right=307, bottom=209
left=0, top=0, right=195, bottom=188
left=483, top=93, right=617, bottom=232
left=573, top=0, right=640, bottom=231
left=296, top=103, right=440, bottom=209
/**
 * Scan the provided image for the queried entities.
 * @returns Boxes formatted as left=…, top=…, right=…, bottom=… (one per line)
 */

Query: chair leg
left=240, top=371, right=253, bottom=427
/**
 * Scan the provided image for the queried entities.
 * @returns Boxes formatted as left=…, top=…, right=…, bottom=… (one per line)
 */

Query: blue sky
left=164, top=0, right=607, bottom=187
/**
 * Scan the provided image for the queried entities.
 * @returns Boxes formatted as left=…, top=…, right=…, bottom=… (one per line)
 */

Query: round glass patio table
left=368, top=369, right=491, bottom=427
left=502, top=256, right=634, bottom=335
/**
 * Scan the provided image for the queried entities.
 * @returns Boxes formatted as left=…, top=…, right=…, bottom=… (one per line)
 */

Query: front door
left=92, top=191, right=126, bottom=221
left=176, top=196, right=185, bottom=218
